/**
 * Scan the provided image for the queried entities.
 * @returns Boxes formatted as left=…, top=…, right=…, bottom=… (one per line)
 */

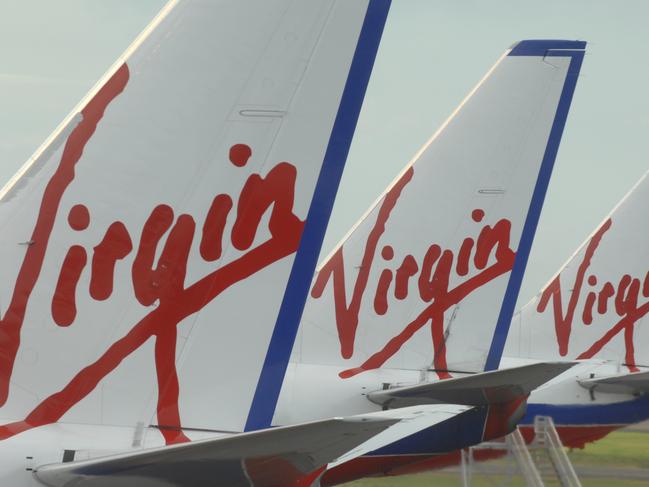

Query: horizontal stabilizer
left=329, top=404, right=471, bottom=468
left=578, top=370, right=649, bottom=395
left=34, top=416, right=398, bottom=487
left=367, top=362, right=575, bottom=408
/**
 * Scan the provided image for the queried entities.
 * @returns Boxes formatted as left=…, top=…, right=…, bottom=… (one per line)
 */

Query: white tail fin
left=508, top=171, right=649, bottom=371
left=0, top=0, right=391, bottom=440
left=297, top=40, right=586, bottom=379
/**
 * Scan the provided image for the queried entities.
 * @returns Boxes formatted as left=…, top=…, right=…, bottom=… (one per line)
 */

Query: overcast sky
left=1, top=0, right=648, bottom=308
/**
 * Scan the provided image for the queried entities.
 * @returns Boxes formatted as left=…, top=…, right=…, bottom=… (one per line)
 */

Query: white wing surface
left=33, top=405, right=468, bottom=487
left=33, top=416, right=397, bottom=487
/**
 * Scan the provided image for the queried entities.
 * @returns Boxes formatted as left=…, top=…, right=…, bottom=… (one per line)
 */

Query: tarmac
left=623, top=420, right=649, bottom=433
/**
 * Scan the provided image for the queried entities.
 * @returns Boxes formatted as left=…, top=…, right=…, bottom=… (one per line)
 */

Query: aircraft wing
left=367, top=362, right=575, bottom=408
left=578, top=370, right=649, bottom=395
left=328, top=404, right=471, bottom=468
left=34, top=405, right=470, bottom=487
left=34, top=416, right=397, bottom=487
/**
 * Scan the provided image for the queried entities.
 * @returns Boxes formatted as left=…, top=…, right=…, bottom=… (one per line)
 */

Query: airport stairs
left=459, top=416, right=581, bottom=486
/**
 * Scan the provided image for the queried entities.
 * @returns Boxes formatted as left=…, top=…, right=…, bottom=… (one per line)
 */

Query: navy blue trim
left=484, top=45, right=586, bottom=370
left=363, top=398, right=649, bottom=456
left=244, top=0, right=392, bottom=432
left=509, top=39, right=586, bottom=56
left=368, top=407, right=487, bottom=456
left=521, top=396, right=649, bottom=426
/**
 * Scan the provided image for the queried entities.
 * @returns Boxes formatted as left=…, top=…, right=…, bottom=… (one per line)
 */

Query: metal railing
left=458, top=415, right=582, bottom=487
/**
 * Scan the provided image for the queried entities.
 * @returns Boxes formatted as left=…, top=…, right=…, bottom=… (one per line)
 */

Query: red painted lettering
left=200, top=194, right=232, bottom=262
left=0, top=64, right=129, bottom=405
left=51, top=246, right=87, bottom=327
left=311, top=168, right=414, bottom=359
left=0, top=63, right=306, bottom=444
left=90, top=222, right=133, bottom=301
left=536, top=218, right=649, bottom=371
left=537, top=219, right=612, bottom=355
left=312, top=174, right=516, bottom=379
left=394, top=255, right=418, bottom=300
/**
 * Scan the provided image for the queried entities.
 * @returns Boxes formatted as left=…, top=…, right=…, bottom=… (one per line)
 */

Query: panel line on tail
left=244, top=0, right=392, bottom=432
left=484, top=41, right=586, bottom=370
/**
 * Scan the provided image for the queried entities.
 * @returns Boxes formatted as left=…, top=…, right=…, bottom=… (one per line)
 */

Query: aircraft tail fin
left=298, top=40, right=586, bottom=379
left=0, top=0, right=390, bottom=439
left=509, top=171, right=649, bottom=371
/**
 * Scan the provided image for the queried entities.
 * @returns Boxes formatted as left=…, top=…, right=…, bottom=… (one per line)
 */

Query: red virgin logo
left=537, top=218, right=649, bottom=371
left=311, top=167, right=516, bottom=379
left=0, top=64, right=305, bottom=443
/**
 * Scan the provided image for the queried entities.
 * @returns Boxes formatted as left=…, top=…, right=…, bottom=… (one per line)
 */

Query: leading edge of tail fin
left=297, top=40, right=585, bottom=379
left=509, top=171, right=649, bottom=370
left=0, top=0, right=390, bottom=440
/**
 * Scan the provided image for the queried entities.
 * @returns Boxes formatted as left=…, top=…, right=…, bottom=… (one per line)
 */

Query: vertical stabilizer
left=0, top=0, right=390, bottom=440
left=298, top=40, right=585, bottom=380
left=508, top=171, right=649, bottom=370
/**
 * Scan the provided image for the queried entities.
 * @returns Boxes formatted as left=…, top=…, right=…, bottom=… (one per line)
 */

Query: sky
left=1, top=0, right=648, bottom=309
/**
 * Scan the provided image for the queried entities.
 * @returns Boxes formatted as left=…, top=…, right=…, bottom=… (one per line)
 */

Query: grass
left=344, top=473, right=527, bottom=487
left=567, top=431, right=649, bottom=469
left=344, top=474, right=649, bottom=487
left=340, top=431, right=649, bottom=486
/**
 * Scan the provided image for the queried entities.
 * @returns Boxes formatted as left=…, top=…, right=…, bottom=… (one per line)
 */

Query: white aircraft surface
left=0, top=1, right=586, bottom=486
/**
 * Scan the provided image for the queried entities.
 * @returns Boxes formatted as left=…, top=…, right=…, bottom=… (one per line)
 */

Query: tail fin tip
left=509, top=39, right=587, bottom=56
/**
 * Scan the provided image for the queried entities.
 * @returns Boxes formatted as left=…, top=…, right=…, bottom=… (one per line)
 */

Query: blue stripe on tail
left=484, top=41, right=586, bottom=370
left=244, top=0, right=392, bottom=432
